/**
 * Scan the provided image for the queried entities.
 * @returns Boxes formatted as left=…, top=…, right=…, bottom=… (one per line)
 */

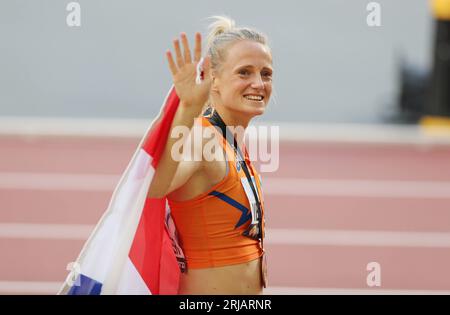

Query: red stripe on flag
left=159, top=227, right=181, bottom=294
left=129, top=197, right=168, bottom=294
left=142, top=87, right=180, bottom=168
left=129, top=86, right=181, bottom=294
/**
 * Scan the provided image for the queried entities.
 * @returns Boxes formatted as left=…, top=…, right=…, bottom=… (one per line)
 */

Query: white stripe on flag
left=101, top=149, right=154, bottom=294
left=115, top=258, right=152, bottom=295
left=62, top=149, right=153, bottom=293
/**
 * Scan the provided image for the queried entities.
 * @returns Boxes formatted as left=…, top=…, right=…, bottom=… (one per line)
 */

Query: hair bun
left=205, top=15, right=236, bottom=50
left=207, top=15, right=236, bottom=35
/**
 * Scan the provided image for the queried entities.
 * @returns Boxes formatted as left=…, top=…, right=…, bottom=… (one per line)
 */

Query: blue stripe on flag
left=68, top=274, right=103, bottom=295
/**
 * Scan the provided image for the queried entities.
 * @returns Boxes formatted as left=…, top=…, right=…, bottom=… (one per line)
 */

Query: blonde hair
left=203, top=15, right=271, bottom=112
left=205, top=15, right=270, bottom=74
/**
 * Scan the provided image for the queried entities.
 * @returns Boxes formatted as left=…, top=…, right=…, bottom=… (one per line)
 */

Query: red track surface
left=1, top=135, right=450, bottom=294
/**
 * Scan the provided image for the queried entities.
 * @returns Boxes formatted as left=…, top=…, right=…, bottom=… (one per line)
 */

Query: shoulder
left=195, top=117, right=228, bottom=179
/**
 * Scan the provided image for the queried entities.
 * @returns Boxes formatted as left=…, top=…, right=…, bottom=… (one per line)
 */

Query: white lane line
left=1, top=172, right=450, bottom=198
left=1, top=116, right=450, bottom=145
left=266, top=122, right=450, bottom=145
left=263, top=286, right=450, bottom=295
left=0, top=223, right=94, bottom=240
left=0, top=117, right=149, bottom=138
left=265, top=228, right=450, bottom=248
left=0, top=172, right=119, bottom=191
left=2, top=223, right=450, bottom=248
left=0, top=281, right=61, bottom=294
left=1, top=281, right=449, bottom=295
left=263, top=178, right=450, bottom=199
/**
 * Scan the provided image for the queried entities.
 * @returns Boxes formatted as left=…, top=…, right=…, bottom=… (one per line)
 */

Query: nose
left=251, top=74, right=265, bottom=90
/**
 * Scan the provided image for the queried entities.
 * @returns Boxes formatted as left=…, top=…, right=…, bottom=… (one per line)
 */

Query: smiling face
left=210, top=40, right=273, bottom=121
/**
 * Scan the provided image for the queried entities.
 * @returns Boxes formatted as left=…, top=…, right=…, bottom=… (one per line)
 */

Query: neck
left=212, top=106, right=251, bottom=152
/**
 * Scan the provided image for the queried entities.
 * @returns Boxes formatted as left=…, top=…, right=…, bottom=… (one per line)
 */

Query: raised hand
left=166, top=32, right=212, bottom=110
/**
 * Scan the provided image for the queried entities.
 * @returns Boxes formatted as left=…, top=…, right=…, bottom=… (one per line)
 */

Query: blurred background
left=1, top=0, right=450, bottom=294
left=0, top=0, right=437, bottom=123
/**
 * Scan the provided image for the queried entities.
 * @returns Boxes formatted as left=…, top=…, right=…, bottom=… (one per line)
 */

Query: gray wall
left=0, top=0, right=432, bottom=123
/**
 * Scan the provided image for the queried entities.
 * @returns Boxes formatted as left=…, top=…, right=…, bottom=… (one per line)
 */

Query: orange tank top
left=167, top=116, right=265, bottom=269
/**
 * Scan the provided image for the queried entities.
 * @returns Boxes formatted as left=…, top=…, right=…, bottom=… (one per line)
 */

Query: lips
left=243, top=94, right=264, bottom=101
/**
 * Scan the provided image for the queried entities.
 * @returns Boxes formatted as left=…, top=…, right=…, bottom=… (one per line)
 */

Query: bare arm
left=147, top=32, right=211, bottom=198
left=147, top=104, right=201, bottom=198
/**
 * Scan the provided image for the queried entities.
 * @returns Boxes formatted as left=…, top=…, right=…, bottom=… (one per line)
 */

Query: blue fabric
left=209, top=190, right=251, bottom=228
left=67, top=274, right=102, bottom=295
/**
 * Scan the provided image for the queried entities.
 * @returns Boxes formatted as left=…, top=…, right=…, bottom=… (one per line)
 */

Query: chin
left=249, top=102, right=267, bottom=115
left=252, top=108, right=266, bottom=116
left=244, top=107, right=266, bottom=119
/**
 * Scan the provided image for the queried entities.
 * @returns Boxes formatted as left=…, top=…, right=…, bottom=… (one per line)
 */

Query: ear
left=211, top=71, right=219, bottom=92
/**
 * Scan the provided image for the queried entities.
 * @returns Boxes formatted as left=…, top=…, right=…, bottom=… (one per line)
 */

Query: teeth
left=244, top=95, right=263, bottom=101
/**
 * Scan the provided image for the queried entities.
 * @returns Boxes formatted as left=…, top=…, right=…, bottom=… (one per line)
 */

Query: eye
left=262, top=71, right=272, bottom=78
left=238, top=69, right=250, bottom=76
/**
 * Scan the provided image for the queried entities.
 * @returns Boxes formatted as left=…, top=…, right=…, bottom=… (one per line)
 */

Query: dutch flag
left=58, top=86, right=184, bottom=295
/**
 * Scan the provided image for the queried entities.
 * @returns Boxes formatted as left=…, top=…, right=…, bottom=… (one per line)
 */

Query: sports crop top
left=167, top=116, right=265, bottom=269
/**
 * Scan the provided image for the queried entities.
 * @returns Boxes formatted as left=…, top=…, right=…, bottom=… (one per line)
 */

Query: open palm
left=166, top=32, right=212, bottom=109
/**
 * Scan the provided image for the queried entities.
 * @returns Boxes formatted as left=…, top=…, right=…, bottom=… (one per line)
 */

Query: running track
left=1, top=119, right=450, bottom=295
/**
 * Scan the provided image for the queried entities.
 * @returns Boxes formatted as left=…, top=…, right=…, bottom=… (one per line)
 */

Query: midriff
left=177, top=256, right=263, bottom=295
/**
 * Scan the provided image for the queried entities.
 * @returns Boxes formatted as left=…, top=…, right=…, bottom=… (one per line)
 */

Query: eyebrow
left=235, top=65, right=273, bottom=72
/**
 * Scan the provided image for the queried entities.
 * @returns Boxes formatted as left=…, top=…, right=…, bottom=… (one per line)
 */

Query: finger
left=173, top=38, right=184, bottom=68
left=194, top=32, right=202, bottom=62
left=166, top=50, right=178, bottom=76
left=180, top=33, right=192, bottom=64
